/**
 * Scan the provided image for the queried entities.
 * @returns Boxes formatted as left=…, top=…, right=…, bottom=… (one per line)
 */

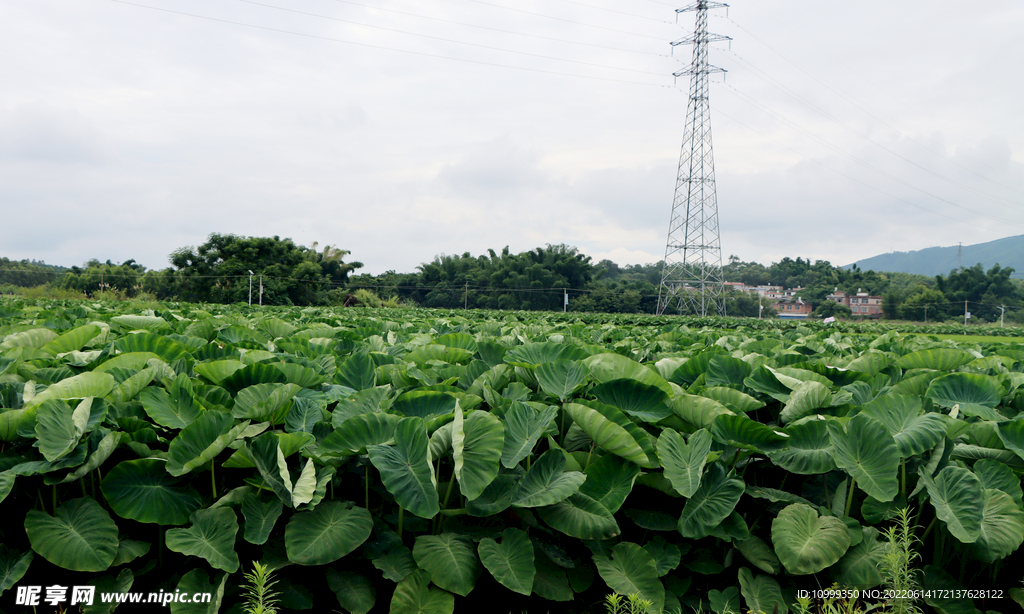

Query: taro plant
left=0, top=298, right=1022, bottom=614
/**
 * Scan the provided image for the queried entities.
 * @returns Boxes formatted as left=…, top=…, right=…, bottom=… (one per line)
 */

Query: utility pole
left=464, top=282, right=469, bottom=310
left=999, top=305, right=1006, bottom=327
left=259, top=276, right=263, bottom=306
left=248, top=270, right=254, bottom=306
left=563, top=288, right=568, bottom=313
left=964, top=300, right=969, bottom=326
left=657, top=0, right=730, bottom=317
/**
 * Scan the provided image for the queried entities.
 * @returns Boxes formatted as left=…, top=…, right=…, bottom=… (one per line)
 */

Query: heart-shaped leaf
left=771, top=503, right=851, bottom=575
left=477, top=528, right=535, bottom=596
left=920, top=465, right=984, bottom=544
left=285, top=502, right=372, bottom=565
left=165, top=507, right=240, bottom=573
left=101, top=459, right=203, bottom=525
left=593, top=542, right=665, bottom=614
left=657, top=428, right=712, bottom=497
left=501, top=402, right=557, bottom=469
left=678, top=464, right=745, bottom=539
left=368, top=417, right=439, bottom=519
left=413, top=534, right=482, bottom=597
left=25, top=497, right=118, bottom=572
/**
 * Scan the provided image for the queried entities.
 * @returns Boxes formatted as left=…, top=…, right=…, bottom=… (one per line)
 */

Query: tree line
left=5, top=235, right=1024, bottom=321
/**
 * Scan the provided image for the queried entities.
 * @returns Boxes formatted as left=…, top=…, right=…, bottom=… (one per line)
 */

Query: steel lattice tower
left=657, top=1, right=730, bottom=316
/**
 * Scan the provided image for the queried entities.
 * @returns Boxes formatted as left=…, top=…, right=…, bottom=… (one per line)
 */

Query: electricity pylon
left=657, top=1, right=730, bottom=316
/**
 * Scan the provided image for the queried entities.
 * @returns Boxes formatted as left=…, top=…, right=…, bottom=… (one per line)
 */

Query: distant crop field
left=1, top=298, right=1023, bottom=614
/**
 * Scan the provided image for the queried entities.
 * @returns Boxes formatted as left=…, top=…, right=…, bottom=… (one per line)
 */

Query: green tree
left=169, top=234, right=354, bottom=306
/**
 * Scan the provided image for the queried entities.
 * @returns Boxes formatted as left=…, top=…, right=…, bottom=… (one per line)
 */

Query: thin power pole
left=657, top=1, right=730, bottom=317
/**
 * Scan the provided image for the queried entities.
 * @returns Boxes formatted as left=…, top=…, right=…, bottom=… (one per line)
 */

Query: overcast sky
left=3, top=0, right=1023, bottom=275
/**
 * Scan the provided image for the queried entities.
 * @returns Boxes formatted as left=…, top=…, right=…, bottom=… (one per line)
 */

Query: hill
left=846, top=234, right=1024, bottom=278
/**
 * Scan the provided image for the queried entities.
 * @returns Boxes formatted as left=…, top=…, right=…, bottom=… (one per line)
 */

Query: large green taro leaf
left=711, top=414, right=789, bottom=452
left=896, top=348, right=975, bottom=371
left=478, top=528, right=535, bottom=596
left=392, top=390, right=458, bottom=419
left=827, top=414, right=899, bottom=502
left=703, top=354, right=751, bottom=388
left=768, top=419, right=836, bottom=475
left=319, top=412, right=402, bottom=457
left=734, top=536, right=780, bottom=574
left=452, top=405, right=504, bottom=500
left=925, top=373, right=1003, bottom=420
left=564, top=400, right=658, bottom=468
left=512, top=449, right=586, bottom=508
left=101, top=459, right=203, bottom=525
left=219, top=362, right=288, bottom=395
left=701, top=386, right=764, bottom=413
left=859, top=394, right=947, bottom=458
left=669, top=348, right=723, bottom=386
left=113, top=332, right=192, bottom=362
left=139, top=374, right=203, bottom=429
left=920, top=465, right=983, bottom=543
left=579, top=454, right=640, bottom=514
left=667, top=394, right=733, bottom=431
left=969, top=488, right=1024, bottom=563
left=368, top=417, right=439, bottom=519
left=232, top=383, right=300, bottom=423
left=771, top=503, right=851, bottom=575
left=0, top=547, right=33, bottom=594
left=41, top=324, right=102, bottom=356
left=25, top=372, right=116, bottom=409
left=593, top=542, right=665, bottom=614
left=997, top=418, right=1024, bottom=463
left=389, top=569, right=455, bottom=614
left=833, top=526, right=885, bottom=589
left=738, top=567, right=787, bottom=614
left=535, top=360, right=589, bottom=400
left=413, top=534, right=482, bottom=597
left=537, top=492, right=620, bottom=540
left=583, top=353, right=673, bottom=395
left=779, top=381, right=831, bottom=424
left=24, top=497, right=118, bottom=572
left=657, top=428, right=712, bottom=498
left=193, top=360, right=245, bottom=386
left=327, top=570, right=376, bottom=614
left=35, top=398, right=88, bottom=462
left=165, top=508, right=240, bottom=573
left=1, top=328, right=58, bottom=350
left=111, top=314, right=170, bottom=332
left=166, top=412, right=247, bottom=476
left=335, top=353, right=378, bottom=391
left=171, top=569, right=228, bottom=614
left=744, top=366, right=801, bottom=402
left=241, top=493, right=283, bottom=545
left=591, top=379, right=671, bottom=422
left=973, top=458, right=1023, bottom=505
left=504, top=342, right=590, bottom=368
left=246, top=432, right=302, bottom=507
left=677, top=464, right=744, bottom=539
left=501, top=402, right=557, bottom=469
left=285, top=502, right=372, bottom=565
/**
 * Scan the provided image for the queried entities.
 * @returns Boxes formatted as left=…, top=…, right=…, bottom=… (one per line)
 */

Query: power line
left=107, top=0, right=669, bottom=87
left=720, top=46, right=1024, bottom=214
left=320, top=0, right=666, bottom=56
left=225, top=0, right=666, bottom=76
left=715, top=12, right=1024, bottom=200
left=462, top=0, right=666, bottom=40
left=713, top=83, right=1024, bottom=230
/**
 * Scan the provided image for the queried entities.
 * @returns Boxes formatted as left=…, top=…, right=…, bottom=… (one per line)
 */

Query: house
left=774, top=296, right=813, bottom=319
left=826, top=288, right=883, bottom=317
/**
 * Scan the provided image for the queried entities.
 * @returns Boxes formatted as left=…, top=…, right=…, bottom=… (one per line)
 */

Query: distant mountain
left=845, top=235, right=1024, bottom=278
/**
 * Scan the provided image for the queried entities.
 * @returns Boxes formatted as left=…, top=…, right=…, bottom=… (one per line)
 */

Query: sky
left=2, top=0, right=1023, bottom=276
